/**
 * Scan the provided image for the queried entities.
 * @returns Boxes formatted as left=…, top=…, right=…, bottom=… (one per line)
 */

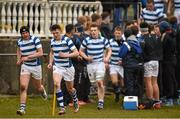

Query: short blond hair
left=77, top=16, right=87, bottom=25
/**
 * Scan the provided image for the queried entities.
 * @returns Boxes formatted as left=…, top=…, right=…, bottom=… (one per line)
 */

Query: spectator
left=169, top=16, right=180, bottom=99
left=140, top=0, right=164, bottom=25
left=91, top=13, right=102, bottom=27
left=85, top=16, right=92, bottom=35
left=77, top=16, right=87, bottom=32
left=159, top=21, right=179, bottom=106
left=132, top=0, right=139, bottom=19
left=100, top=12, right=113, bottom=39
left=122, top=21, right=134, bottom=40
left=141, top=0, right=147, bottom=8
left=113, top=0, right=130, bottom=28
left=140, top=22, right=162, bottom=107
left=154, top=24, right=164, bottom=98
left=154, top=24, right=162, bottom=38
left=119, top=25, right=144, bottom=98
left=101, top=0, right=113, bottom=13
left=72, top=17, right=91, bottom=104
left=154, top=0, right=166, bottom=14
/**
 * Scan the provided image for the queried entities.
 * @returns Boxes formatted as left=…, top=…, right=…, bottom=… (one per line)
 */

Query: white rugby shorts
left=87, top=62, right=105, bottom=83
left=109, top=64, right=124, bottom=78
left=53, top=65, right=75, bottom=81
left=20, top=64, right=42, bottom=80
left=144, top=60, right=159, bottom=77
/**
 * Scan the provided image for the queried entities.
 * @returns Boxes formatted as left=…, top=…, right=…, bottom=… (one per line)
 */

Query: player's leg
left=53, top=66, right=65, bottom=115
left=31, top=78, right=47, bottom=100
left=96, top=79, right=105, bottom=110
left=31, top=65, right=47, bottom=100
left=65, top=81, right=79, bottom=113
left=95, top=62, right=105, bottom=109
left=152, top=61, right=160, bottom=101
left=144, top=77, right=153, bottom=99
left=144, top=62, right=153, bottom=99
left=110, top=73, right=120, bottom=102
left=151, top=61, right=161, bottom=108
left=17, top=65, right=30, bottom=115
left=118, top=66, right=124, bottom=91
left=96, top=62, right=106, bottom=110
left=64, top=66, right=79, bottom=113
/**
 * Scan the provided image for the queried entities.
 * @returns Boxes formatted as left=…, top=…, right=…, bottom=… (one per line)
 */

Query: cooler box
left=123, top=96, right=138, bottom=110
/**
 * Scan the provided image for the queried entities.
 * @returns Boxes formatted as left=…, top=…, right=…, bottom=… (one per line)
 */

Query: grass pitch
left=0, top=95, right=180, bottom=118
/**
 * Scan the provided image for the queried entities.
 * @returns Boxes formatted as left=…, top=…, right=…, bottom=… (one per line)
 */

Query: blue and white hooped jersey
left=140, top=8, right=164, bottom=24
left=51, top=35, right=76, bottom=68
left=109, top=38, right=123, bottom=65
left=154, top=0, right=165, bottom=13
left=81, top=36, right=110, bottom=63
left=174, top=0, right=180, bottom=10
left=17, top=35, right=42, bottom=66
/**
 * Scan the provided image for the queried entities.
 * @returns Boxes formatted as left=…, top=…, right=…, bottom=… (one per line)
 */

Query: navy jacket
left=119, top=35, right=143, bottom=67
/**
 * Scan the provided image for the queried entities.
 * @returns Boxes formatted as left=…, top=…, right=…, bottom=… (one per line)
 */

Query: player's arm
left=28, top=47, right=43, bottom=59
left=79, top=48, right=92, bottom=62
left=103, top=39, right=112, bottom=63
left=59, top=48, right=79, bottom=58
left=16, top=47, right=22, bottom=65
left=167, top=0, right=173, bottom=16
left=138, top=9, right=144, bottom=25
left=21, top=47, right=43, bottom=62
left=104, top=47, right=112, bottom=63
left=69, top=48, right=79, bottom=58
left=47, top=48, right=54, bottom=69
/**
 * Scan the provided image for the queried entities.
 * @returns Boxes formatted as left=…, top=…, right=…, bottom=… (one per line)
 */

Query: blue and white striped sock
left=71, top=90, right=78, bottom=103
left=56, top=89, right=64, bottom=109
left=98, top=99, right=104, bottom=105
left=20, top=103, right=26, bottom=110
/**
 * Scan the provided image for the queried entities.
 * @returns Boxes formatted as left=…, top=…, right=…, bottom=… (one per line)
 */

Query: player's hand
left=21, top=56, right=29, bottom=62
left=16, top=59, right=22, bottom=65
left=59, top=52, right=69, bottom=58
left=118, top=60, right=123, bottom=65
left=86, top=56, right=93, bottom=62
left=47, top=63, right=52, bottom=69
left=77, top=56, right=83, bottom=61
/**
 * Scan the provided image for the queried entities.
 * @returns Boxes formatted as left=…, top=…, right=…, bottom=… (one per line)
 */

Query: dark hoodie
left=142, top=33, right=163, bottom=62
left=159, top=21, right=176, bottom=63
left=162, top=31, right=176, bottom=64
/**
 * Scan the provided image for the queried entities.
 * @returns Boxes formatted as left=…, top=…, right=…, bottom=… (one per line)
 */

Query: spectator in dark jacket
left=119, top=25, right=144, bottom=98
left=72, top=17, right=91, bottom=104
left=140, top=22, right=162, bottom=106
left=114, top=0, right=130, bottom=28
left=169, top=16, right=180, bottom=100
left=91, top=13, right=102, bottom=27
left=159, top=21, right=179, bottom=106
left=100, top=12, right=113, bottom=39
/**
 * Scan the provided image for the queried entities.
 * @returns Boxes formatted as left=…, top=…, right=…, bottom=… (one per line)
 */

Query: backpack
left=138, top=98, right=161, bottom=110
